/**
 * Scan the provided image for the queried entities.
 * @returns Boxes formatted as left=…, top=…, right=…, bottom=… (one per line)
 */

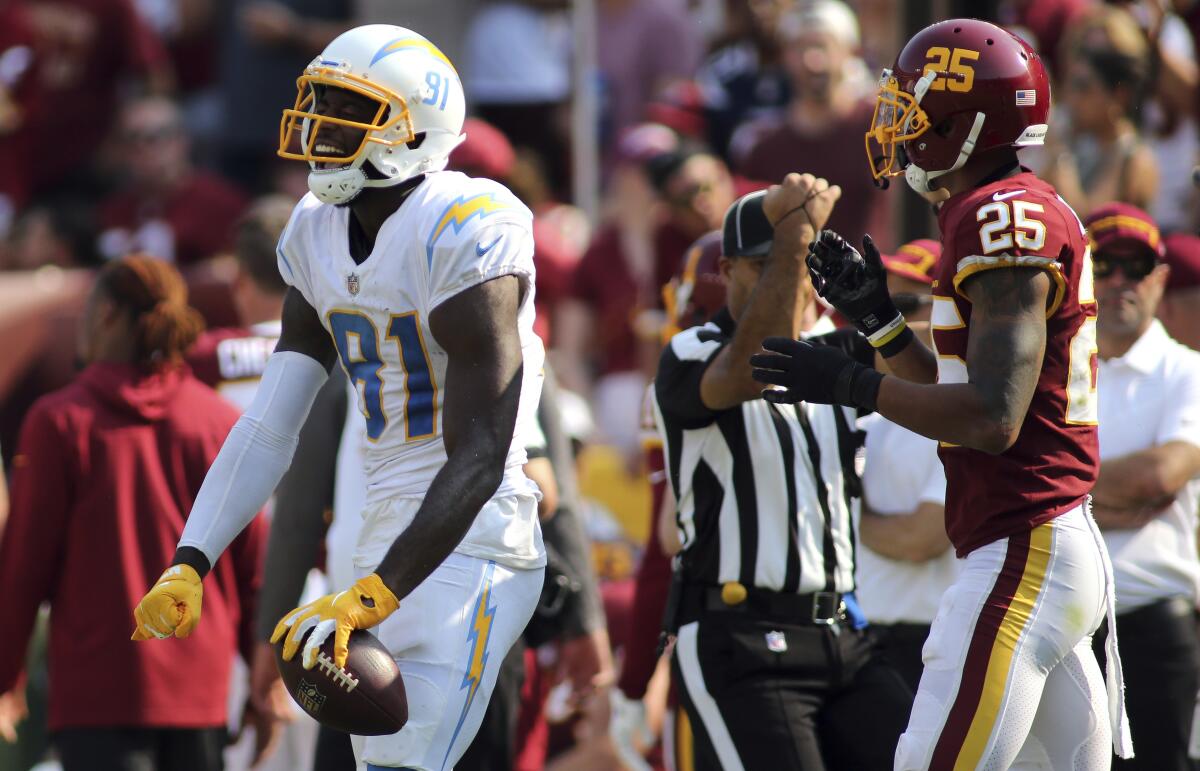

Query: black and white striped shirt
left=654, top=309, right=860, bottom=595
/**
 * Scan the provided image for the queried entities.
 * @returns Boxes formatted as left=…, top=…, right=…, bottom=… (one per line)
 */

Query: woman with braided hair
left=0, top=254, right=269, bottom=771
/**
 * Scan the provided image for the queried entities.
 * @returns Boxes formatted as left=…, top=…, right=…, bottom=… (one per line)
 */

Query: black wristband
left=877, top=326, right=915, bottom=358
left=851, top=367, right=884, bottom=412
left=173, top=546, right=212, bottom=580
left=833, top=362, right=884, bottom=412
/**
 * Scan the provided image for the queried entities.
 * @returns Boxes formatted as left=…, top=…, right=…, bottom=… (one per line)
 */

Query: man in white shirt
left=1085, top=203, right=1200, bottom=771
left=853, top=239, right=957, bottom=693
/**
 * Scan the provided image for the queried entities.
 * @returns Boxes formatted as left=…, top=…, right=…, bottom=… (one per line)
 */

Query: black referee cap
left=722, top=190, right=773, bottom=259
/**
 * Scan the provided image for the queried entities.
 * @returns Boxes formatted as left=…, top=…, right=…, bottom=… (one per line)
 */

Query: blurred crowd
left=0, top=0, right=1198, bottom=769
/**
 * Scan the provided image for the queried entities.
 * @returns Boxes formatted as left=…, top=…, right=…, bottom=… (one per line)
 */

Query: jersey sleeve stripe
left=952, top=255, right=1067, bottom=317
left=276, top=247, right=295, bottom=280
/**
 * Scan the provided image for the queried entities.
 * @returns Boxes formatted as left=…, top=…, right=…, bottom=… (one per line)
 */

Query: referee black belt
left=681, top=583, right=847, bottom=626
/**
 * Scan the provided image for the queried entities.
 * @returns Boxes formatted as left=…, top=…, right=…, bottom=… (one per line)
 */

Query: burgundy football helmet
left=865, top=18, right=1050, bottom=194
left=662, top=230, right=725, bottom=339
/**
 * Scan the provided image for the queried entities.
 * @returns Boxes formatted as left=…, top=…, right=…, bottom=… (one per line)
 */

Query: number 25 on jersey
left=328, top=310, right=437, bottom=441
left=975, top=198, right=1098, bottom=425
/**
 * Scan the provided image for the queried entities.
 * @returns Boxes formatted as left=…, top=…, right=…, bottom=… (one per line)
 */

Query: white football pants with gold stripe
left=895, top=503, right=1132, bottom=770
left=348, top=505, right=543, bottom=770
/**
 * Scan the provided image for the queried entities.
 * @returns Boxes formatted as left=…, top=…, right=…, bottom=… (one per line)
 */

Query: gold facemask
left=278, top=67, right=416, bottom=166
left=864, top=71, right=933, bottom=182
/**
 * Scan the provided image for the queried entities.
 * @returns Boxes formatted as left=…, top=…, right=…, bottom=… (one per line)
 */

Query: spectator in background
left=1, top=204, right=99, bottom=271
left=132, top=0, right=225, bottom=165
left=1045, top=6, right=1160, bottom=214
left=853, top=239, right=955, bottom=694
left=1158, top=233, right=1200, bottom=351
left=696, top=0, right=793, bottom=158
left=730, top=0, right=892, bottom=247
left=557, top=135, right=735, bottom=457
left=0, top=255, right=267, bottom=770
left=0, top=4, right=41, bottom=230
left=597, top=0, right=702, bottom=150
left=1110, top=0, right=1200, bottom=234
left=217, top=0, right=352, bottom=192
left=97, top=96, right=248, bottom=266
left=464, top=0, right=573, bottom=196
left=1084, top=204, right=1200, bottom=771
left=3, top=0, right=170, bottom=200
left=998, top=0, right=1091, bottom=78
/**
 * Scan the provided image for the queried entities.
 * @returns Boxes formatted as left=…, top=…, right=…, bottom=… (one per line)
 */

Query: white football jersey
left=277, top=171, right=545, bottom=568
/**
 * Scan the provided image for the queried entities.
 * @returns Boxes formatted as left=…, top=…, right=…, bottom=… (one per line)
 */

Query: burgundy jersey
left=186, top=323, right=280, bottom=412
left=931, top=171, right=1098, bottom=556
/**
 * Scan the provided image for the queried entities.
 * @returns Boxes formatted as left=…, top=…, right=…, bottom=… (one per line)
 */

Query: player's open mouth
left=315, top=143, right=348, bottom=169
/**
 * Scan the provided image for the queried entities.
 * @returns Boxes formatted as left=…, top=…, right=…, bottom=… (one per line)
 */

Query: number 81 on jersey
left=328, top=310, right=437, bottom=441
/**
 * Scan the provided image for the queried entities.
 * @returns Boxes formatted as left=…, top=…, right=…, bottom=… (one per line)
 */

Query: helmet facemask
left=279, top=67, right=421, bottom=204
left=865, top=69, right=933, bottom=184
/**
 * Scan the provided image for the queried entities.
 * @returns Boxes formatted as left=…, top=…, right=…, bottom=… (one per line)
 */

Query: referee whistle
left=721, top=581, right=748, bottom=606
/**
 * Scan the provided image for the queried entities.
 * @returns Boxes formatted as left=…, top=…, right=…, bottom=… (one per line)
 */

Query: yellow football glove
left=272, top=573, right=399, bottom=670
left=131, top=564, right=203, bottom=641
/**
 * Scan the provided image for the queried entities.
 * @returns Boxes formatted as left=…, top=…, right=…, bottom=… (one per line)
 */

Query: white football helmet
left=278, top=25, right=466, bottom=205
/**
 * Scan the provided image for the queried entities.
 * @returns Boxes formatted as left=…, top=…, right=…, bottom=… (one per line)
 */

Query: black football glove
left=806, top=231, right=913, bottom=357
left=750, top=337, right=884, bottom=411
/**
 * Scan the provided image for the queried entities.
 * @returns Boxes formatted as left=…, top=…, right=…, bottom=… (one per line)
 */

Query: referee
left=654, top=176, right=912, bottom=770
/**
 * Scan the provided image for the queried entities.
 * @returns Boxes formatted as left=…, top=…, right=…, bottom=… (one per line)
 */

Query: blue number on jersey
left=329, top=310, right=437, bottom=442
left=388, top=312, right=437, bottom=439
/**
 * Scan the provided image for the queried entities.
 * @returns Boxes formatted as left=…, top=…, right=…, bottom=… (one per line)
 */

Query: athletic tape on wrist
left=866, top=313, right=907, bottom=348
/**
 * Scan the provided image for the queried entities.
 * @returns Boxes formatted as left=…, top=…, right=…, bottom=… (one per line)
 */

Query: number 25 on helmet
left=865, top=18, right=1050, bottom=195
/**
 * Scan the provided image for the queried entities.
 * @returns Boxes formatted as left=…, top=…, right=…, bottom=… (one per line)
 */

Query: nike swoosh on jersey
left=476, top=236, right=502, bottom=256
left=992, top=189, right=1026, bottom=202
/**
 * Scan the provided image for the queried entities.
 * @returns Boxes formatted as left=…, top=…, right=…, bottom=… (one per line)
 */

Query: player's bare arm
left=371, top=274, right=525, bottom=600
left=875, top=327, right=937, bottom=384
left=170, top=287, right=336, bottom=579
left=858, top=500, right=950, bottom=563
left=875, top=267, right=1050, bottom=453
left=274, top=286, right=339, bottom=369
left=752, top=265, right=1051, bottom=454
left=700, top=174, right=839, bottom=410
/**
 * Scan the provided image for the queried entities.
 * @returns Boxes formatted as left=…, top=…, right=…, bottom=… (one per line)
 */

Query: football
left=275, top=628, right=407, bottom=736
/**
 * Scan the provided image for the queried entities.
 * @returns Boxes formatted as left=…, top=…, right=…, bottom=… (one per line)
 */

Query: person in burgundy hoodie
left=0, top=254, right=267, bottom=771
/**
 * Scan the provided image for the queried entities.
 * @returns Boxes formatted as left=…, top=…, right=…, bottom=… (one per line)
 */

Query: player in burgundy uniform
left=750, top=18, right=1132, bottom=770
left=186, top=197, right=293, bottom=411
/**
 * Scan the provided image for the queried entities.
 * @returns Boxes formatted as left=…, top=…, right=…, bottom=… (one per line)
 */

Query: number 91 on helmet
left=277, top=24, right=466, bottom=205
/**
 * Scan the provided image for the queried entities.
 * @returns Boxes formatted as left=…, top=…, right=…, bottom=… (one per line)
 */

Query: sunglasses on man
left=1092, top=252, right=1159, bottom=281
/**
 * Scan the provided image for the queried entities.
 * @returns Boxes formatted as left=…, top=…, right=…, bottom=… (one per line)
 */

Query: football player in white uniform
left=131, top=25, right=547, bottom=770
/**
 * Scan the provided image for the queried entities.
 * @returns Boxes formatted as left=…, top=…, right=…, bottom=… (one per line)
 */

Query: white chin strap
left=904, top=111, right=986, bottom=195
left=306, top=134, right=465, bottom=205
left=308, top=167, right=368, bottom=205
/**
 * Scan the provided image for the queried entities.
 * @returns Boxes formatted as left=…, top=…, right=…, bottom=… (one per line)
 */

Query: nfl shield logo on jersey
left=765, top=630, right=788, bottom=653
left=347, top=273, right=361, bottom=296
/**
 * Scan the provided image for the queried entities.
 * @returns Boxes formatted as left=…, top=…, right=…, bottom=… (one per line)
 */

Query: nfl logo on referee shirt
left=347, top=273, right=360, bottom=295
left=1016, top=89, right=1036, bottom=106
left=765, top=630, right=788, bottom=653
